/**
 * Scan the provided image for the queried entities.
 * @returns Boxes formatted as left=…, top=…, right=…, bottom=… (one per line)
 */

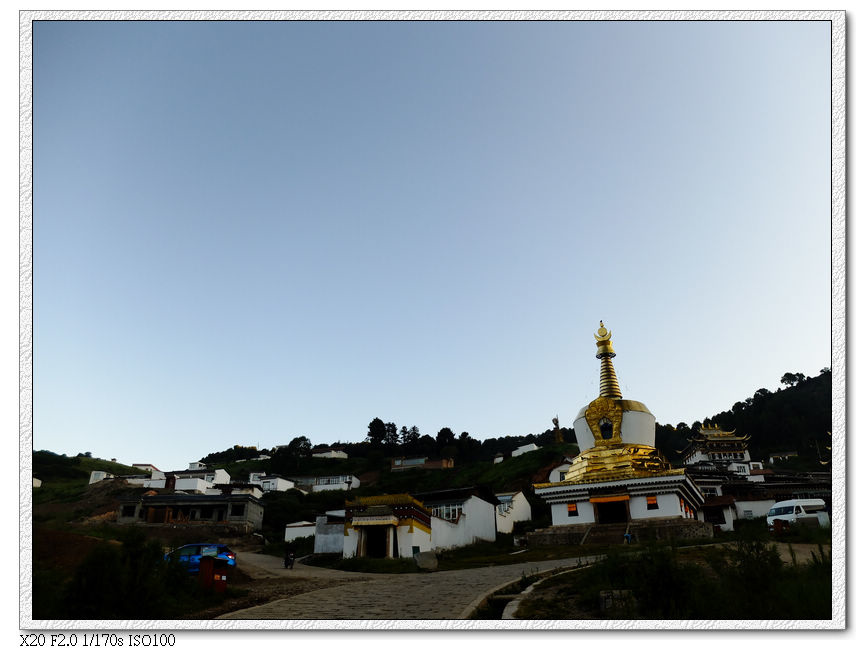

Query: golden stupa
left=562, top=322, right=680, bottom=484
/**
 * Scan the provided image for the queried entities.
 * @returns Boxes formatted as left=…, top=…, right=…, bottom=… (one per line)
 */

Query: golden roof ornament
left=593, top=321, right=622, bottom=399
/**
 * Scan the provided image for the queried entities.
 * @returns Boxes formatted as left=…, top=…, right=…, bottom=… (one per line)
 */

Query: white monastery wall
left=628, top=493, right=680, bottom=520
left=431, top=496, right=495, bottom=550
left=396, top=525, right=432, bottom=558
left=314, top=517, right=345, bottom=554
left=551, top=500, right=594, bottom=526
left=734, top=499, right=775, bottom=520
left=495, top=492, right=532, bottom=534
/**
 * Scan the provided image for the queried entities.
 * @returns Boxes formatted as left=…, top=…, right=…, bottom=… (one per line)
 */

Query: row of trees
left=362, top=417, right=576, bottom=464
left=202, top=368, right=829, bottom=472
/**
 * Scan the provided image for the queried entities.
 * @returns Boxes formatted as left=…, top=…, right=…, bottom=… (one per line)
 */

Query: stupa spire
left=594, top=321, right=623, bottom=399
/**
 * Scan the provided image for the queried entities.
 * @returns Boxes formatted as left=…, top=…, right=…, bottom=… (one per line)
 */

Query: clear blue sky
left=32, top=19, right=831, bottom=472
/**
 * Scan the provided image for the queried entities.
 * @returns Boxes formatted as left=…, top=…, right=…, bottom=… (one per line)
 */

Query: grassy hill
left=32, top=450, right=144, bottom=505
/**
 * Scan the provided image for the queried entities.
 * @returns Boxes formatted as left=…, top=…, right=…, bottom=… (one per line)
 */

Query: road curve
left=219, top=554, right=594, bottom=620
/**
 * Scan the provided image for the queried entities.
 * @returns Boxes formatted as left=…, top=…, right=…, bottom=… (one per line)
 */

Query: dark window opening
left=230, top=504, right=245, bottom=517
left=599, top=418, right=613, bottom=439
left=121, top=505, right=136, bottom=518
left=567, top=502, right=579, bottom=517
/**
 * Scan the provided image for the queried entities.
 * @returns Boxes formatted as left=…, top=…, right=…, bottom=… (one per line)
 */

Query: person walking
left=284, top=544, right=296, bottom=569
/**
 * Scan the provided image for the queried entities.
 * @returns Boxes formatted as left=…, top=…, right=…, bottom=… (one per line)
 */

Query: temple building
left=343, top=494, right=434, bottom=559
left=342, top=488, right=498, bottom=559
left=533, top=323, right=705, bottom=530
left=680, top=424, right=759, bottom=477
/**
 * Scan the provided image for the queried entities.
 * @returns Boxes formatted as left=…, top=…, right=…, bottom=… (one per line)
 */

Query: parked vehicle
left=164, top=543, right=236, bottom=573
left=766, top=498, right=830, bottom=530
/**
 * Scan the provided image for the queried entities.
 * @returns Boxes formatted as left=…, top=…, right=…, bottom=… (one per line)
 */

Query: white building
left=314, top=511, right=346, bottom=554
left=284, top=520, right=316, bottom=543
left=144, top=467, right=231, bottom=493
left=312, top=448, right=349, bottom=459
left=341, top=488, right=498, bottom=559
left=248, top=473, right=296, bottom=493
left=131, top=463, right=160, bottom=474
left=292, top=475, right=360, bottom=492
left=512, top=443, right=539, bottom=457
left=343, top=495, right=433, bottom=559
left=89, top=470, right=114, bottom=485
left=419, top=488, right=498, bottom=551
left=494, top=491, right=533, bottom=534
left=547, top=458, right=574, bottom=483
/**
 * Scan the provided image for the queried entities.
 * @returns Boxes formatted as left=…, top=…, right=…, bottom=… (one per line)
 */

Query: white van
left=766, top=498, right=830, bottom=530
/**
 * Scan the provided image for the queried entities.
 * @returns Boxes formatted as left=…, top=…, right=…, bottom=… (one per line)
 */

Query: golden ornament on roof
left=594, top=321, right=611, bottom=342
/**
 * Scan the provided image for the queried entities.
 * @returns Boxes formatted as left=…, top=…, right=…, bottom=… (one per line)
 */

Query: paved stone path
left=219, top=552, right=599, bottom=620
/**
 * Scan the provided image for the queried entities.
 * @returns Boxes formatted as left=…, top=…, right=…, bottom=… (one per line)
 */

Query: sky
left=31, top=18, right=833, bottom=473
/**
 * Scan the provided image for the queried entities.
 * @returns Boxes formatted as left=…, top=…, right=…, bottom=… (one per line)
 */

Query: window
left=559, top=471, right=567, bottom=481
left=599, top=417, right=613, bottom=439
left=744, top=510, right=754, bottom=519
left=646, top=496, right=659, bottom=511
left=121, top=505, right=136, bottom=518
left=567, top=502, right=579, bottom=517
left=431, top=503, right=463, bottom=521
left=230, top=504, right=245, bottom=517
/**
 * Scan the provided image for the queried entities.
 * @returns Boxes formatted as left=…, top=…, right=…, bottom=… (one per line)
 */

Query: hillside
left=32, top=451, right=143, bottom=505
left=655, top=370, right=831, bottom=468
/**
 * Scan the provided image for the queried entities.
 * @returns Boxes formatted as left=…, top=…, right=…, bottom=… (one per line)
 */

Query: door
left=596, top=500, right=629, bottom=524
left=365, top=526, right=388, bottom=558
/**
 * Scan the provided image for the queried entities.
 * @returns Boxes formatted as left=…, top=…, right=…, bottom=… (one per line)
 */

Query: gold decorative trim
left=577, top=400, right=652, bottom=421
left=584, top=396, right=623, bottom=445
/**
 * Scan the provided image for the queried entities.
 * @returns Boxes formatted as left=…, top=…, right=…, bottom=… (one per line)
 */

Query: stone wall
left=527, top=519, right=713, bottom=547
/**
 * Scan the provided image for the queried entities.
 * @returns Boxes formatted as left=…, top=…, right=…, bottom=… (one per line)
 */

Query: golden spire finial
left=594, top=321, right=611, bottom=341
left=593, top=320, right=622, bottom=399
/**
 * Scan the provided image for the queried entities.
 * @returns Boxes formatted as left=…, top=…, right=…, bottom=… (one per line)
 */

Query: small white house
left=146, top=467, right=231, bottom=493
left=89, top=470, right=114, bottom=485
left=548, top=458, right=574, bottom=483
left=512, top=443, right=539, bottom=457
left=495, top=491, right=533, bottom=534
left=248, top=473, right=296, bottom=493
left=284, top=520, right=316, bottom=543
left=733, top=498, right=776, bottom=522
left=292, top=475, right=360, bottom=492
left=33, top=477, right=42, bottom=488
left=312, top=448, right=349, bottom=460
left=205, top=484, right=263, bottom=499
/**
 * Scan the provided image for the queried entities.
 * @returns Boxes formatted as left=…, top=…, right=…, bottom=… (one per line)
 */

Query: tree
left=436, top=427, right=455, bottom=450
left=286, top=436, right=311, bottom=458
left=384, top=422, right=399, bottom=447
left=781, top=372, right=806, bottom=388
left=400, top=425, right=420, bottom=447
left=367, top=418, right=387, bottom=446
